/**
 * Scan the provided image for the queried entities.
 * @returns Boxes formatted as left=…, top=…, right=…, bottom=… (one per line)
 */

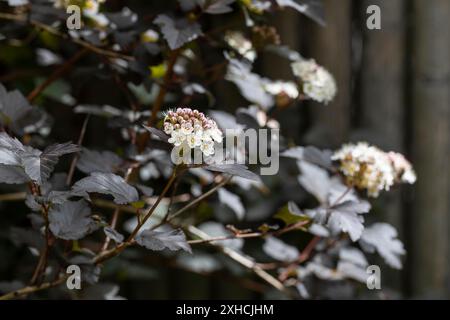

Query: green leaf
left=274, top=202, right=310, bottom=226
left=131, top=201, right=145, bottom=209
left=149, top=63, right=167, bottom=79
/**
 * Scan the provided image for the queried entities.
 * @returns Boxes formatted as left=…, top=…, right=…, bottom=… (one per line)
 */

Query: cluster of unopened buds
left=163, top=108, right=223, bottom=156
left=332, top=142, right=416, bottom=198
left=291, top=58, right=337, bottom=104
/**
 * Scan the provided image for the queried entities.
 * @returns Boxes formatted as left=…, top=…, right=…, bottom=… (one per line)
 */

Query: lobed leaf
left=48, top=200, right=98, bottom=240
left=103, top=227, right=124, bottom=244
left=359, top=223, right=405, bottom=269
left=21, top=142, right=80, bottom=184
left=154, top=14, right=203, bottom=50
left=217, top=188, right=245, bottom=220
left=297, top=161, right=331, bottom=204
left=0, top=164, right=29, bottom=184
left=204, top=163, right=260, bottom=181
left=77, top=148, right=123, bottom=174
left=135, top=227, right=192, bottom=253
left=72, top=172, right=139, bottom=204
left=327, top=199, right=370, bottom=242
left=0, top=132, right=25, bottom=166
left=225, top=56, right=274, bottom=109
left=263, top=236, right=300, bottom=262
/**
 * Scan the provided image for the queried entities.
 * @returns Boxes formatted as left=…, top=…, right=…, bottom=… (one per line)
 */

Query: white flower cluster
left=332, top=142, right=416, bottom=198
left=164, top=108, right=223, bottom=156
left=224, top=31, right=256, bottom=62
left=291, top=59, right=337, bottom=104
left=264, top=80, right=299, bottom=99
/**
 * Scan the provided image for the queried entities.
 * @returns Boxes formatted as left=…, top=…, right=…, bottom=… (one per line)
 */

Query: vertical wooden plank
left=359, top=0, right=406, bottom=291
left=410, top=0, right=450, bottom=298
left=360, top=0, right=406, bottom=155
left=260, top=10, right=303, bottom=141
left=305, top=0, right=352, bottom=147
left=261, top=10, right=301, bottom=78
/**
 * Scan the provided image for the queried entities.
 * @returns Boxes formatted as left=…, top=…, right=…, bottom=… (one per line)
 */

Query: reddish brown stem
left=137, top=49, right=181, bottom=152
left=100, top=168, right=134, bottom=253
left=66, top=115, right=90, bottom=186
left=27, top=48, right=89, bottom=103
left=298, top=236, right=321, bottom=263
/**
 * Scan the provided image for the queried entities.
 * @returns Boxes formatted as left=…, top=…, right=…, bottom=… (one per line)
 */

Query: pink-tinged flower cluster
left=163, top=108, right=223, bottom=156
left=332, top=142, right=416, bottom=198
left=387, top=152, right=417, bottom=184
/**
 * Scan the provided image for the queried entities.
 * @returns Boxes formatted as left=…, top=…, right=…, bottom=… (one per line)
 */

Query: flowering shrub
left=0, top=0, right=415, bottom=300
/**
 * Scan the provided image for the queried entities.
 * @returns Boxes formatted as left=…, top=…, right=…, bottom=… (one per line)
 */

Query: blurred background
left=0, top=0, right=449, bottom=299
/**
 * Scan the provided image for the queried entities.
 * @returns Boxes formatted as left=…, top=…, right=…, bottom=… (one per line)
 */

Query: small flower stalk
left=164, top=108, right=223, bottom=157
left=291, top=58, right=337, bottom=104
left=332, top=142, right=416, bottom=197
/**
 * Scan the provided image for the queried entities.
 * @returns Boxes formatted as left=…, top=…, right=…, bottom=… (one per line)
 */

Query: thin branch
left=167, top=175, right=232, bottom=222
left=148, top=49, right=181, bottom=126
left=0, top=275, right=67, bottom=300
left=165, top=174, right=182, bottom=218
left=298, top=235, right=321, bottom=263
left=187, top=225, right=294, bottom=297
left=0, top=192, right=27, bottom=201
left=27, top=48, right=89, bottom=103
left=0, top=13, right=134, bottom=61
left=0, top=68, right=43, bottom=83
left=27, top=182, right=52, bottom=286
left=100, top=168, right=133, bottom=253
left=66, top=115, right=90, bottom=186
left=136, top=49, right=182, bottom=152
left=188, top=219, right=310, bottom=247
left=91, top=194, right=190, bottom=215
left=94, top=169, right=178, bottom=264
left=29, top=247, right=46, bottom=285
left=273, top=220, right=310, bottom=237
left=127, top=170, right=178, bottom=241
left=187, top=232, right=263, bottom=245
